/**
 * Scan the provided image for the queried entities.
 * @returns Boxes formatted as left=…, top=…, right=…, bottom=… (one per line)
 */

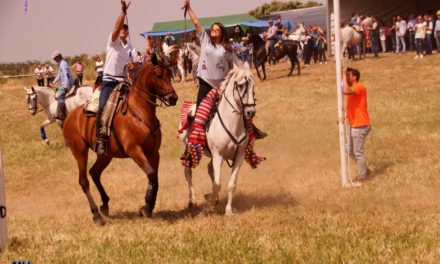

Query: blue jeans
left=408, top=31, right=415, bottom=50
left=435, top=32, right=440, bottom=52
left=371, top=35, right=379, bottom=57
left=416, top=38, right=423, bottom=55
left=98, top=81, right=119, bottom=112
left=56, top=86, right=67, bottom=103
left=269, top=39, right=276, bottom=58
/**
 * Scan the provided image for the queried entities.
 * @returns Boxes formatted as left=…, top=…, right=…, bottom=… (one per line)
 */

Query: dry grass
left=0, top=53, right=439, bottom=263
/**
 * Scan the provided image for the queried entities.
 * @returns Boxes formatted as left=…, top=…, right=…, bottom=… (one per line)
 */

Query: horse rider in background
left=50, top=51, right=74, bottom=122
left=95, top=0, right=139, bottom=155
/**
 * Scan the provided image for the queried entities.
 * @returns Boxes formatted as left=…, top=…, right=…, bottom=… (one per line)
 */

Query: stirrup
left=94, top=139, right=107, bottom=155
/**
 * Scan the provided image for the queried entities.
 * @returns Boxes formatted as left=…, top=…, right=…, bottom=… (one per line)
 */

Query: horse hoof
left=44, top=139, right=50, bottom=145
left=188, top=201, right=198, bottom=209
left=225, top=209, right=234, bottom=216
left=204, top=193, right=219, bottom=206
left=139, top=206, right=153, bottom=218
left=93, top=215, right=105, bottom=226
left=100, top=205, right=109, bottom=217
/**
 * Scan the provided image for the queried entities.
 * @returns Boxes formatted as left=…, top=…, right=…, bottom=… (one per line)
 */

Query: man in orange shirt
left=343, top=67, right=372, bottom=182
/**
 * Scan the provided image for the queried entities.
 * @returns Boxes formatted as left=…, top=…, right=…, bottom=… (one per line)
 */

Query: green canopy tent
left=140, top=13, right=262, bottom=39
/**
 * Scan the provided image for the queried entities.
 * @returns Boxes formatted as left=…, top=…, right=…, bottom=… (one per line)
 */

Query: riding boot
left=55, top=102, right=67, bottom=121
left=94, top=110, right=107, bottom=155
left=253, top=125, right=268, bottom=140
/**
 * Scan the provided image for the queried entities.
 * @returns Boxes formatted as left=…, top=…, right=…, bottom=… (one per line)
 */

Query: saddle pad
left=84, top=87, right=101, bottom=114
left=100, top=83, right=125, bottom=136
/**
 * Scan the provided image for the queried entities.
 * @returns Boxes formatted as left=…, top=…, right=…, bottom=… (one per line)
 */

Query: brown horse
left=63, top=55, right=178, bottom=225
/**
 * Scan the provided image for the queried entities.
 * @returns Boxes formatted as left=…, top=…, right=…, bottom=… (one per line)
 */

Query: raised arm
left=183, top=0, right=203, bottom=33
left=111, top=1, right=131, bottom=42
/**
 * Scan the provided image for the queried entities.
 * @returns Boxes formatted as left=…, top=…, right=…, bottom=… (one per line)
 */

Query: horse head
left=133, top=53, right=178, bottom=106
left=220, top=61, right=256, bottom=119
left=24, top=86, right=38, bottom=115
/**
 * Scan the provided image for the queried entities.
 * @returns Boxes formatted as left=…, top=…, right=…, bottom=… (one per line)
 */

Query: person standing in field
left=95, top=56, right=104, bottom=78
left=71, top=58, right=84, bottom=86
left=95, top=0, right=139, bottom=155
left=395, top=15, right=407, bottom=54
left=414, top=16, right=426, bottom=59
left=343, top=67, right=372, bottom=182
left=435, top=11, right=440, bottom=53
left=34, top=64, right=44, bottom=86
left=44, top=64, right=54, bottom=87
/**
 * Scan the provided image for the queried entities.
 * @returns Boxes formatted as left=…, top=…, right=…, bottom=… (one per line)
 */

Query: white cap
left=51, top=50, right=61, bottom=60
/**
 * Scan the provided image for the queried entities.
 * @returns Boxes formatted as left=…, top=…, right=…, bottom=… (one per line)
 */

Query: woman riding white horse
left=24, top=85, right=93, bottom=144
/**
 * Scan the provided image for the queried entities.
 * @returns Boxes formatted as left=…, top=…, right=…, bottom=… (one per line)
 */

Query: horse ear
left=31, top=86, right=35, bottom=92
left=243, top=61, right=250, bottom=69
left=23, top=87, right=28, bottom=92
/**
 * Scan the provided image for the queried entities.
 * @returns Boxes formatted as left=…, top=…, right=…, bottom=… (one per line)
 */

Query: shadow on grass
left=364, top=161, right=394, bottom=182
left=107, top=191, right=297, bottom=223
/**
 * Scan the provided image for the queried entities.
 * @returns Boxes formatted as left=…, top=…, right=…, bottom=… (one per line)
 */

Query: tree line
left=249, top=0, right=322, bottom=19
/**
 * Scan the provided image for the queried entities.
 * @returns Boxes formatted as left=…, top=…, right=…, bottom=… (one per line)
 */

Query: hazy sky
left=0, top=0, right=325, bottom=63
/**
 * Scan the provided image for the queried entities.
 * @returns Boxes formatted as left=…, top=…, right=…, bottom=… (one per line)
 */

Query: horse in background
left=288, top=22, right=306, bottom=48
left=163, top=42, right=188, bottom=83
left=63, top=54, right=178, bottom=225
left=341, top=17, right=373, bottom=60
left=24, top=85, right=93, bottom=144
left=247, top=31, right=268, bottom=80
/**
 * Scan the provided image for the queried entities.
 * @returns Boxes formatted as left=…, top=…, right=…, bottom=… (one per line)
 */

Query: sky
left=0, top=0, right=325, bottom=63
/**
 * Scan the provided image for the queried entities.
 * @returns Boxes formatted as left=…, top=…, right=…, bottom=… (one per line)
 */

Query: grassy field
left=0, top=53, right=439, bottom=263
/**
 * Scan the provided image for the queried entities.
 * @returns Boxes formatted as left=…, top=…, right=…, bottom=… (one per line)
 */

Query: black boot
left=94, top=111, right=107, bottom=155
left=253, top=125, right=268, bottom=140
left=55, top=102, right=67, bottom=121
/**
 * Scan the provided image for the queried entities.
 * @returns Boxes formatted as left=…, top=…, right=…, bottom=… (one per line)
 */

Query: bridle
left=222, top=77, right=256, bottom=115
left=133, top=64, right=177, bottom=108
left=215, top=76, right=256, bottom=168
left=26, top=88, right=50, bottom=115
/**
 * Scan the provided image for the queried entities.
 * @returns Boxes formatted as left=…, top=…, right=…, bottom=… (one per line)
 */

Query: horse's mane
left=249, top=32, right=265, bottom=46
left=220, top=66, right=255, bottom=94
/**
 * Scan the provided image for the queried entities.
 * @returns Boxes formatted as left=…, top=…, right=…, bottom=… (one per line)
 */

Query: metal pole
left=0, top=132, right=7, bottom=250
left=333, top=0, right=349, bottom=187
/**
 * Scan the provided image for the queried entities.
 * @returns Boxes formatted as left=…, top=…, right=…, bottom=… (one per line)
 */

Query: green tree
left=249, top=0, right=322, bottom=19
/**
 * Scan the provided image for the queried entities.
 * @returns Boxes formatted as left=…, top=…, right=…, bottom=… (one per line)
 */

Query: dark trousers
left=46, top=77, right=54, bottom=87
left=98, top=81, right=119, bottom=112
left=76, top=72, right=83, bottom=86
left=371, top=35, right=379, bottom=57
left=408, top=31, right=415, bottom=51
left=312, top=47, right=318, bottom=63
left=196, top=78, right=214, bottom=107
left=37, top=79, right=44, bottom=86
left=318, top=48, right=326, bottom=62
left=416, top=38, right=423, bottom=55
left=304, top=44, right=311, bottom=65
left=425, top=34, right=433, bottom=54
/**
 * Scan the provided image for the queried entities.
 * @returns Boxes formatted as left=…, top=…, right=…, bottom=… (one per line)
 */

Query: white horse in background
left=179, top=62, right=257, bottom=215
left=163, top=42, right=187, bottom=84
left=24, top=85, right=93, bottom=144
left=184, top=42, right=201, bottom=85
left=341, top=17, right=373, bottom=60
left=288, top=23, right=306, bottom=45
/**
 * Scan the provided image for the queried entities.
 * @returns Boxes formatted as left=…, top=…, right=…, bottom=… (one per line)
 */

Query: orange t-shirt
left=346, top=82, right=371, bottom=127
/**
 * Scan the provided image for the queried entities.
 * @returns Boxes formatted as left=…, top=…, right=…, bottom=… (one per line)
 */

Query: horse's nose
left=246, top=110, right=255, bottom=119
left=168, top=95, right=178, bottom=106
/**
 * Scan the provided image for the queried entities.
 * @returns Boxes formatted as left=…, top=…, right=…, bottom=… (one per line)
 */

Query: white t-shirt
left=197, top=30, right=234, bottom=88
left=397, top=20, right=407, bottom=36
left=424, top=21, right=433, bottom=34
left=103, top=33, right=138, bottom=81
left=34, top=67, right=44, bottom=80
left=415, top=23, right=424, bottom=39
left=44, top=66, right=54, bottom=77
left=95, top=60, right=104, bottom=73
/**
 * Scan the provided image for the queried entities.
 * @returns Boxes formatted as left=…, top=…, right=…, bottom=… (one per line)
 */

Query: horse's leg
left=225, top=153, right=245, bottom=216
left=73, top=148, right=104, bottom=225
left=40, top=118, right=54, bottom=145
left=261, top=63, right=267, bottom=80
left=288, top=56, right=294, bottom=76
left=89, top=155, right=113, bottom=216
left=184, top=166, right=197, bottom=208
left=296, top=57, right=301, bottom=76
left=130, top=147, right=159, bottom=218
left=210, top=154, right=223, bottom=206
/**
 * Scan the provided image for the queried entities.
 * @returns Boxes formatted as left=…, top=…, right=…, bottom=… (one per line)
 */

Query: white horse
left=184, top=42, right=201, bottom=85
left=288, top=22, right=306, bottom=42
left=24, top=85, right=93, bottom=144
left=180, top=62, right=256, bottom=215
left=163, top=42, right=187, bottom=83
left=341, top=17, right=373, bottom=59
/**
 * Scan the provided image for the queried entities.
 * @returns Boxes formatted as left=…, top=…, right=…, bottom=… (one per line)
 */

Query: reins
left=215, top=78, right=255, bottom=168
